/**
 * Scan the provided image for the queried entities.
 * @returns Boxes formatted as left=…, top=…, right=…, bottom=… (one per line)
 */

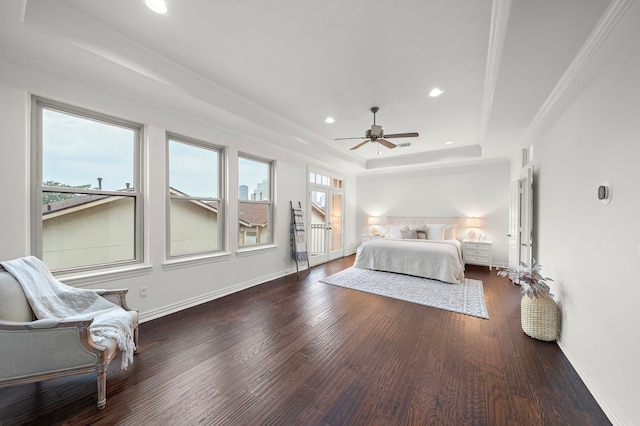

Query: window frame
left=31, top=96, right=144, bottom=274
left=237, top=153, right=275, bottom=249
left=166, top=132, right=225, bottom=259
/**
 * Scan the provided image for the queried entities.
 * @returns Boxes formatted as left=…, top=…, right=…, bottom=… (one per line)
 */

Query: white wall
left=0, top=85, right=30, bottom=259
left=356, top=160, right=511, bottom=266
left=0, top=69, right=357, bottom=322
left=521, top=2, right=640, bottom=424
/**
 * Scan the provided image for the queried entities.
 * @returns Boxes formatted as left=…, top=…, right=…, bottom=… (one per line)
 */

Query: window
left=167, top=134, right=224, bottom=258
left=238, top=155, right=273, bottom=247
left=309, top=171, right=342, bottom=189
left=32, top=97, right=143, bottom=272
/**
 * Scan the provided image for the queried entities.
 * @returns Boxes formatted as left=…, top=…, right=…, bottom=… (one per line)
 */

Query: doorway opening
left=308, top=169, right=344, bottom=266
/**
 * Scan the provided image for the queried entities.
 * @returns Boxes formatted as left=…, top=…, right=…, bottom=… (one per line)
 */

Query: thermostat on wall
left=598, top=181, right=612, bottom=205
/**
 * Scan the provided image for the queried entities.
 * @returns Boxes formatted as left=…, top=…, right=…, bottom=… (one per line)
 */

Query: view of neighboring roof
left=239, top=201, right=268, bottom=227
left=43, top=193, right=110, bottom=215
left=43, top=188, right=268, bottom=226
left=311, top=202, right=325, bottom=218
left=42, top=190, right=135, bottom=217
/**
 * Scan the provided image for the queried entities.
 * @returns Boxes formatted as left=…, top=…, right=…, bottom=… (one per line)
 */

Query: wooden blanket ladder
left=290, top=201, right=310, bottom=278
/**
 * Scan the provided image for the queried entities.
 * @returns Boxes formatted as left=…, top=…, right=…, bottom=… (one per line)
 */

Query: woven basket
left=521, top=295, right=558, bottom=341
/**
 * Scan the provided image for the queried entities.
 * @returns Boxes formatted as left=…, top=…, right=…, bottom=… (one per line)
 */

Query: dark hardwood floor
left=0, top=256, right=610, bottom=425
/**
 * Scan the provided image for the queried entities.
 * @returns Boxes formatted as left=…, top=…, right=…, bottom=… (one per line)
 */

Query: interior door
left=308, top=188, right=344, bottom=266
left=519, top=165, right=534, bottom=267
left=309, top=189, right=328, bottom=266
left=508, top=179, right=520, bottom=270
left=328, top=191, right=343, bottom=261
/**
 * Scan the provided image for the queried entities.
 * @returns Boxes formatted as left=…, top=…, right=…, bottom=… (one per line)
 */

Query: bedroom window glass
left=32, top=97, right=143, bottom=273
left=167, top=134, right=224, bottom=258
left=238, top=155, right=273, bottom=247
left=309, top=172, right=342, bottom=189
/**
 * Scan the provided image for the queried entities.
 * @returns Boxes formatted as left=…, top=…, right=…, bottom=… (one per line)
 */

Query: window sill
left=58, top=264, right=153, bottom=288
left=163, top=252, right=232, bottom=271
left=236, top=244, right=278, bottom=258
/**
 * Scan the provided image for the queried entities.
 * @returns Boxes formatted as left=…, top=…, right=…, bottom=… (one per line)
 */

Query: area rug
left=320, top=267, right=488, bottom=319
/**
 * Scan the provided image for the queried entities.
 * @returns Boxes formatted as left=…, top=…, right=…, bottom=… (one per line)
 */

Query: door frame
left=519, top=165, right=534, bottom=267
left=508, top=179, right=520, bottom=270
left=509, top=166, right=533, bottom=267
left=307, top=167, right=345, bottom=267
left=508, top=149, right=534, bottom=281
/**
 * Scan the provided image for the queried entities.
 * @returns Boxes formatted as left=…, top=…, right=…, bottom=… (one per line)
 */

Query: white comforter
left=353, top=238, right=465, bottom=284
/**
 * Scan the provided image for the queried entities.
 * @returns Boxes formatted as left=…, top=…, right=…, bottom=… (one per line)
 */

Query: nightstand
left=463, top=240, right=492, bottom=270
left=362, top=234, right=382, bottom=244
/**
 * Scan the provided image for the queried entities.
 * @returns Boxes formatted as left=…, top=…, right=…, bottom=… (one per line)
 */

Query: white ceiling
left=0, top=0, right=613, bottom=172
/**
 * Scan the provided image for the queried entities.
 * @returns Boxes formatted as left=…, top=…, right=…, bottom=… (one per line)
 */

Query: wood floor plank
left=0, top=258, right=611, bottom=425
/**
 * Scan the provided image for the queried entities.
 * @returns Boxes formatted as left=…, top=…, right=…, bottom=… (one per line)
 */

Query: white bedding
left=353, top=238, right=465, bottom=284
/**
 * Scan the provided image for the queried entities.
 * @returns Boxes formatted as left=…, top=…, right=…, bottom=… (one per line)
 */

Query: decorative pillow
left=416, top=230, right=427, bottom=239
left=400, top=229, right=418, bottom=239
left=389, top=224, right=409, bottom=239
left=426, top=224, right=446, bottom=240
left=444, top=225, right=456, bottom=240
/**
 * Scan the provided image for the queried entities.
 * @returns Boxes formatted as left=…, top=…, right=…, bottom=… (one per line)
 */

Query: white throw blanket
left=1, top=256, right=135, bottom=369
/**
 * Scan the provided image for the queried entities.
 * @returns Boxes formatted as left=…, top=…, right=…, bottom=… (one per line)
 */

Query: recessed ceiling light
left=429, top=88, right=444, bottom=97
left=145, top=0, right=168, bottom=14
left=324, top=116, right=335, bottom=124
left=445, top=140, right=454, bottom=145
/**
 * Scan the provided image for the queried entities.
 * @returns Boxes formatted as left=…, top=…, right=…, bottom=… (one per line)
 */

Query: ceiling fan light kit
left=335, top=107, right=419, bottom=151
left=145, top=0, right=168, bottom=14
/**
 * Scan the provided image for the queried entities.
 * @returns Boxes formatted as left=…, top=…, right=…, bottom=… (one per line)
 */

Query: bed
left=353, top=216, right=465, bottom=283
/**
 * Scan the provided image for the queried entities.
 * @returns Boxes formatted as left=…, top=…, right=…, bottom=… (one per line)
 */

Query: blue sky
left=43, top=109, right=134, bottom=191
left=43, top=108, right=268, bottom=198
left=169, top=139, right=218, bottom=197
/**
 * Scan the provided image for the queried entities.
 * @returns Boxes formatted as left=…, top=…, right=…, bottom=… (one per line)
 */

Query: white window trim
left=31, top=96, right=144, bottom=275
left=238, top=153, right=275, bottom=249
left=166, top=132, right=226, bottom=260
left=236, top=243, right=279, bottom=257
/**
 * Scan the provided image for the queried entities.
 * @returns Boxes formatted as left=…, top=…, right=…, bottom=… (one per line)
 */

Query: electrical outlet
left=139, top=287, right=148, bottom=298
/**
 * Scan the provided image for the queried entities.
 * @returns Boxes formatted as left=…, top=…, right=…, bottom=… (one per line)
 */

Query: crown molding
left=479, top=0, right=512, bottom=143
left=521, top=0, right=635, bottom=147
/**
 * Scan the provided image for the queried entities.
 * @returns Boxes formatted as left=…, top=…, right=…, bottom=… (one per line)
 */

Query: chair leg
left=96, top=370, right=106, bottom=410
left=134, top=326, right=139, bottom=354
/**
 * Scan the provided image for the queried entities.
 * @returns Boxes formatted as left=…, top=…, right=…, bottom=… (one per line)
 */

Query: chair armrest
left=92, top=288, right=134, bottom=311
left=0, top=318, right=93, bottom=330
left=89, top=289, right=139, bottom=351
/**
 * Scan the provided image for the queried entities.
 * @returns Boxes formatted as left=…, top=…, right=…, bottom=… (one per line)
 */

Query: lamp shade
left=367, top=216, right=381, bottom=225
left=466, top=217, right=483, bottom=228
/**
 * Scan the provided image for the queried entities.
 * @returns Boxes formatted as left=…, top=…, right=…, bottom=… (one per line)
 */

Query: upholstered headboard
left=385, top=216, right=461, bottom=240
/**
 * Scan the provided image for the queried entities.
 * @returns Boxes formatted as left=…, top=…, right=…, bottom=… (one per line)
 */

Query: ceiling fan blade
left=383, top=132, right=419, bottom=139
left=350, top=140, right=371, bottom=150
left=334, top=136, right=367, bottom=141
left=378, top=139, right=397, bottom=149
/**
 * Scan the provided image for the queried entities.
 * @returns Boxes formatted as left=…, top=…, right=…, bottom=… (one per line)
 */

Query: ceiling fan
left=335, top=106, right=419, bottom=150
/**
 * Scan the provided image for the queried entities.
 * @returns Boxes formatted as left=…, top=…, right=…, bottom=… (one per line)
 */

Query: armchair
left=0, top=265, right=139, bottom=410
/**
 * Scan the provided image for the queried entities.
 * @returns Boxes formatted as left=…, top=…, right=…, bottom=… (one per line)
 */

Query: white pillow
left=426, top=224, right=446, bottom=240
left=389, top=224, right=409, bottom=239
left=400, top=229, right=418, bottom=239
left=410, top=224, right=427, bottom=232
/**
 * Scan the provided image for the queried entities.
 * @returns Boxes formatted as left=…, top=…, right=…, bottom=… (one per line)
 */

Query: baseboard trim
left=138, top=266, right=299, bottom=323
left=557, top=340, right=626, bottom=425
